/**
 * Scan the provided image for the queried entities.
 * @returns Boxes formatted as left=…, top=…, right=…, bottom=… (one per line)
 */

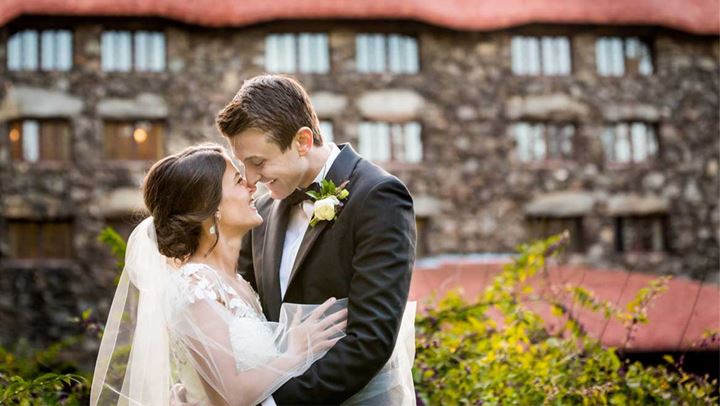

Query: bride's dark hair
left=142, top=143, right=226, bottom=261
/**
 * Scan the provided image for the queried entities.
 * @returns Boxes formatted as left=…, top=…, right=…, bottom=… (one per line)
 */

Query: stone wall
left=0, top=18, right=718, bottom=346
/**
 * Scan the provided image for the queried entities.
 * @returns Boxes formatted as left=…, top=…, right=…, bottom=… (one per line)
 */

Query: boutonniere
left=306, top=179, right=350, bottom=227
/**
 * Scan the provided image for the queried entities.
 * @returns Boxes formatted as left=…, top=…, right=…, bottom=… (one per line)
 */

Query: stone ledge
left=607, top=194, right=669, bottom=216
left=97, top=93, right=168, bottom=120
left=0, top=86, right=84, bottom=120
left=524, top=191, right=595, bottom=217
left=357, top=89, right=425, bottom=122
left=505, top=93, right=589, bottom=120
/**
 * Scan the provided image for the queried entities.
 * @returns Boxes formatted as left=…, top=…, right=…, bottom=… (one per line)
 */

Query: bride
left=90, top=143, right=348, bottom=405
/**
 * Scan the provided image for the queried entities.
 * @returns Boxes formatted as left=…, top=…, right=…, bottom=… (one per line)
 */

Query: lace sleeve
left=166, top=267, right=347, bottom=406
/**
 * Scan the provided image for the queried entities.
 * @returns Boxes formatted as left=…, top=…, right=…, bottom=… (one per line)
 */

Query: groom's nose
left=245, top=166, right=261, bottom=186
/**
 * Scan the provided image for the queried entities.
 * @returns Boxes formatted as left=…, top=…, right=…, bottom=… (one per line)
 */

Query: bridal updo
left=142, top=143, right=226, bottom=261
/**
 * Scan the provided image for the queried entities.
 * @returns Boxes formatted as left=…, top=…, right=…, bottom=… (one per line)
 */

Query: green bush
left=0, top=228, right=124, bottom=405
left=0, top=337, right=89, bottom=405
left=413, top=233, right=718, bottom=405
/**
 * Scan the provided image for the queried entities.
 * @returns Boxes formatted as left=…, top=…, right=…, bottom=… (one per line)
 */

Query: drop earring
left=209, top=211, right=220, bottom=235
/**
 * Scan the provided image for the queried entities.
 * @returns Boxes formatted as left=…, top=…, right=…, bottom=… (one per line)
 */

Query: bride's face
left=216, top=155, right=263, bottom=229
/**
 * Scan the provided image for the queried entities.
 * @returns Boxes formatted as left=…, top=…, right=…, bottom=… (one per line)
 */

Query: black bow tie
left=284, top=182, right=322, bottom=206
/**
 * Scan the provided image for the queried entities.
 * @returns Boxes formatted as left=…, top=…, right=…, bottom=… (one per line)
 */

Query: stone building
left=0, top=1, right=718, bottom=347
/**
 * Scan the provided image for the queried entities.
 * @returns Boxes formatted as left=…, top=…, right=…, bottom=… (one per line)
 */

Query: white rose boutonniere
left=307, top=179, right=350, bottom=227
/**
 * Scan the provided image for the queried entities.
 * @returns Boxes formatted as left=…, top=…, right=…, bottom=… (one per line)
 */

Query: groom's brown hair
left=216, top=74, right=323, bottom=151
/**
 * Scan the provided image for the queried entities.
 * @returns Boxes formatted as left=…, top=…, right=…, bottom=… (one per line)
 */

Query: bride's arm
left=171, top=296, right=346, bottom=406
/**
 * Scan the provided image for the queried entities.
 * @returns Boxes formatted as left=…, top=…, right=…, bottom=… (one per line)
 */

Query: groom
left=216, top=74, right=416, bottom=404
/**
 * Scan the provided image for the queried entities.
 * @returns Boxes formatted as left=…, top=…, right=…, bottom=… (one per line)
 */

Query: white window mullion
left=22, top=30, right=39, bottom=70
left=135, top=32, right=148, bottom=71
left=57, top=30, right=72, bottom=70
left=372, top=34, right=386, bottom=72
left=22, top=120, right=40, bottom=163
left=317, top=34, right=329, bottom=73
left=541, top=37, right=555, bottom=75
left=404, top=122, right=423, bottom=162
left=41, top=30, right=56, bottom=70
left=7, top=32, right=22, bottom=70
left=356, top=35, right=369, bottom=72
left=514, top=123, right=530, bottom=161
left=615, top=123, right=631, bottom=163
left=265, top=35, right=278, bottom=72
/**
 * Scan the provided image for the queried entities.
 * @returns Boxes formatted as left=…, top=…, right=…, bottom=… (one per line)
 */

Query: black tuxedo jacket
left=237, top=143, right=416, bottom=404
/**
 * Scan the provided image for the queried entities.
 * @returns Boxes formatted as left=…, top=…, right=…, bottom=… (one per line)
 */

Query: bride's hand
left=287, top=297, right=348, bottom=357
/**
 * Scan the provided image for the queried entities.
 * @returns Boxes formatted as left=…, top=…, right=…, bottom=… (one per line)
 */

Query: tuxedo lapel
left=286, top=144, right=361, bottom=291
left=262, top=198, right=291, bottom=320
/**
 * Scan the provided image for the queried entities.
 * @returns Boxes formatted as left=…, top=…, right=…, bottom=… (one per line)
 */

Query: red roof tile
left=0, top=0, right=717, bottom=34
left=410, top=260, right=720, bottom=351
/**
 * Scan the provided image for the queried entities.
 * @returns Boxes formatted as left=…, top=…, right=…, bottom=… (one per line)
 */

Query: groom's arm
left=273, top=177, right=416, bottom=405
left=237, top=230, right=257, bottom=291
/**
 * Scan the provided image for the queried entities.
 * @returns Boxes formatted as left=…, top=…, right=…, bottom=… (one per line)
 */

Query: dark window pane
left=42, top=221, right=73, bottom=258
left=9, top=221, right=39, bottom=258
left=104, top=121, right=163, bottom=160
left=40, top=120, right=71, bottom=161
left=527, top=217, right=584, bottom=252
left=8, top=121, right=23, bottom=161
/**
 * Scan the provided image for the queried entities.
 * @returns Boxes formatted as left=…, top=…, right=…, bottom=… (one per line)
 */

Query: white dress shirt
left=278, top=143, right=341, bottom=299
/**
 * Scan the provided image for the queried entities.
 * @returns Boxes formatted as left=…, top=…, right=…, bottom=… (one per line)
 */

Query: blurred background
left=0, top=0, right=718, bottom=378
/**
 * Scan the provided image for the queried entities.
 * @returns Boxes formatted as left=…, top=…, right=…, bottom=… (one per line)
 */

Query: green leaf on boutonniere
left=306, top=191, right=320, bottom=200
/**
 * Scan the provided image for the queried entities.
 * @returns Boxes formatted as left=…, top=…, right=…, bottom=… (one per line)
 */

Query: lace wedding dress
left=90, top=218, right=347, bottom=406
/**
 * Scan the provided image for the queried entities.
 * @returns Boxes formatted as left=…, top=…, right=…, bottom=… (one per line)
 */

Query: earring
left=209, top=224, right=216, bottom=235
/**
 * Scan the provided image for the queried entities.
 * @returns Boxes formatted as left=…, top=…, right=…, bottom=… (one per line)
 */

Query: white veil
left=90, top=217, right=172, bottom=405
left=90, top=217, right=348, bottom=406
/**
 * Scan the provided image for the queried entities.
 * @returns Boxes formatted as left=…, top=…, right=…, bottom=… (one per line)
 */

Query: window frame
left=265, top=32, right=331, bottom=74
left=5, top=218, right=75, bottom=261
left=614, top=215, right=668, bottom=253
left=595, top=36, right=654, bottom=77
left=100, top=29, right=167, bottom=72
left=357, top=120, right=424, bottom=165
left=355, top=32, right=420, bottom=74
left=602, top=121, right=660, bottom=166
left=6, top=118, right=73, bottom=164
left=6, top=28, right=74, bottom=72
left=102, top=120, right=166, bottom=162
left=510, top=35, right=573, bottom=76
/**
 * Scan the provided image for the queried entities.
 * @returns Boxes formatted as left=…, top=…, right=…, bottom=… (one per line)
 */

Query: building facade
left=0, top=13, right=718, bottom=346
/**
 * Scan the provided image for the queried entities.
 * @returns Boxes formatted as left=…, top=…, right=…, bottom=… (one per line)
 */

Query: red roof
left=0, top=0, right=718, bottom=34
left=410, top=260, right=720, bottom=351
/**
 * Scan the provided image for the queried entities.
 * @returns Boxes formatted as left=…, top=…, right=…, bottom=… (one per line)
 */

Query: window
left=101, top=31, right=165, bottom=72
left=358, top=121, right=422, bottom=163
left=527, top=217, right=584, bottom=252
left=511, top=36, right=571, bottom=75
left=319, top=120, right=334, bottom=143
left=7, top=29, right=72, bottom=71
left=7, top=119, right=71, bottom=162
left=596, top=37, right=653, bottom=76
left=512, top=122, right=574, bottom=162
left=356, top=34, right=419, bottom=73
left=103, top=121, right=164, bottom=161
left=615, top=215, right=667, bottom=252
left=602, top=122, right=658, bottom=164
left=7, top=219, right=73, bottom=259
left=265, top=33, right=329, bottom=73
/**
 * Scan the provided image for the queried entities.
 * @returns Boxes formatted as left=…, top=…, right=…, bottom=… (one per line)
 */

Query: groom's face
left=229, top=128, right=307, bottom=200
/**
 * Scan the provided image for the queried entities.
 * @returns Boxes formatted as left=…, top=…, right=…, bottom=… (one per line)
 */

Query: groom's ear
left=294, top=127, right=314, bottom=156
